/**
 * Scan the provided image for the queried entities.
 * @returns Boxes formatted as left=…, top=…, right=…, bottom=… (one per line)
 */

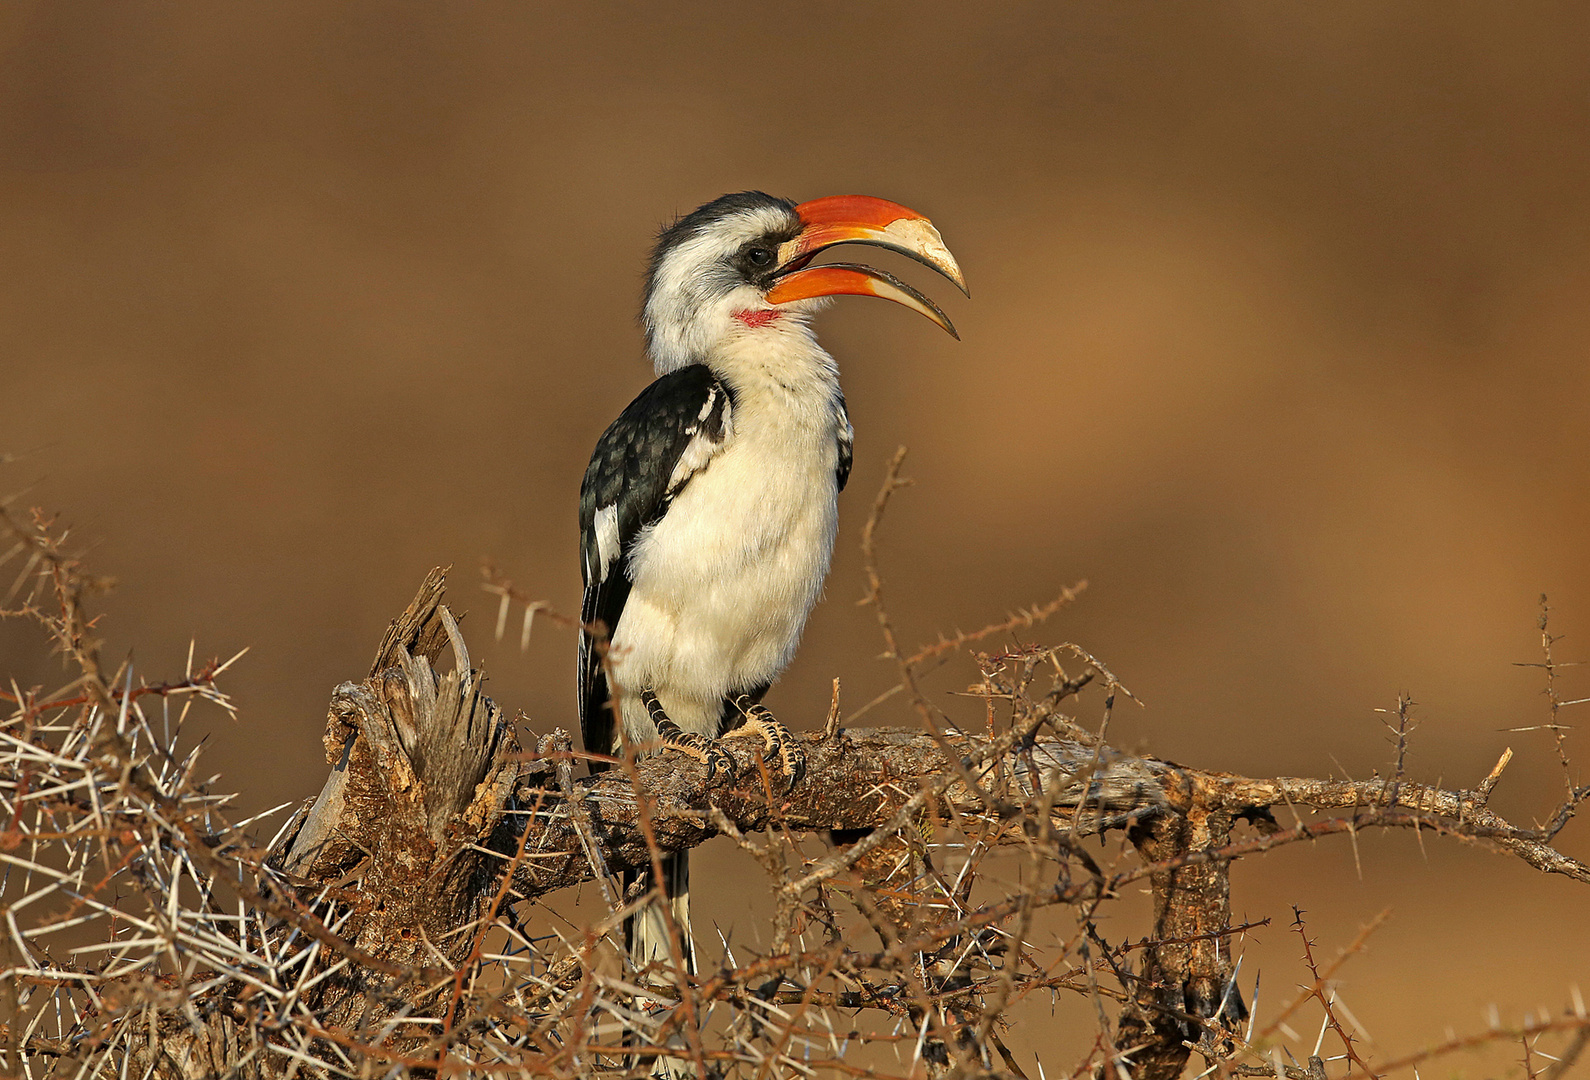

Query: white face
left=643, top=203, right=809, bottom=374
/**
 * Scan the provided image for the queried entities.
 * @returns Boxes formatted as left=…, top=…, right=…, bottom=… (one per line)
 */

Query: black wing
left=578, top=364, right=734, bottom=766
left=834, top=393, right=853, bottom=493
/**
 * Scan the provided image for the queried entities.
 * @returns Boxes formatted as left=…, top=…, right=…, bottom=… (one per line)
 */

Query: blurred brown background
left=3, top=1, right=1587, bottom=1071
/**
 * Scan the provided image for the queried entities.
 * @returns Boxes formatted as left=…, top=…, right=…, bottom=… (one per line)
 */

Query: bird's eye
left=745, top=246, right=775, bottom=269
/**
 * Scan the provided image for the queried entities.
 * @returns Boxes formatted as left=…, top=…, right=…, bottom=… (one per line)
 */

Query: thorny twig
left=1291, top=907, right=1378, bottom=1078
left=4, top=485, right=1590, bottom=1080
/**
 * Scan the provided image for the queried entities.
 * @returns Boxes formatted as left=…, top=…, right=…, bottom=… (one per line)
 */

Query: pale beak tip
left=894, top=218, right=969, bottom=297
left=934, top=255, right=969, bottom=298
left=936, top=245, right=969, bottom=297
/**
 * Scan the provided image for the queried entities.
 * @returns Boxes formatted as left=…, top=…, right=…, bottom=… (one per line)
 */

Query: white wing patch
left=666, top=387, right=733, bottom=496
left=593, top=503, right=621, bottom=579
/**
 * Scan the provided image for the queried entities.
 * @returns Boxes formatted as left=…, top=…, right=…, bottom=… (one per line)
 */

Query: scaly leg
left=725, top=695, right=807, bottom=792
left=640, top=689, right=733, bottom=784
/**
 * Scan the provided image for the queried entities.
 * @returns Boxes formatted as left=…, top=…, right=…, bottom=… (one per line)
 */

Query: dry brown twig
left=4, top=474, right=1590, bottom=1080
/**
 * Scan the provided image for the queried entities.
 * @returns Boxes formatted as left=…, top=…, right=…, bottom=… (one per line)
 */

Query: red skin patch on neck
left=733, top=308, right=782, bottom=329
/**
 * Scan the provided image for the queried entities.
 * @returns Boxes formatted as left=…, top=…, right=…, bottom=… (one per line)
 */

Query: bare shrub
left=4, top=461, right=1588, bottom=1079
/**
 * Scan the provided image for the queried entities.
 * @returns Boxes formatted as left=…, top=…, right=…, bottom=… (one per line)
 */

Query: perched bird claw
left=702, top=744, right=736, bottom=786
left=728, top=696, right=807, bottom=794
left=667, top=733, right=733, bottom=785
left=643, top=690, right=736, bottom=785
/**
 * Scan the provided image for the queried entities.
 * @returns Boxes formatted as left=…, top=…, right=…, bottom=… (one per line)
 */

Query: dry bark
left=27, top=569, right=1582, bottom=1079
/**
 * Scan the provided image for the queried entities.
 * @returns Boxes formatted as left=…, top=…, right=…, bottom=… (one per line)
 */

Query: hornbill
left=578, top=191, right=965, bottom=982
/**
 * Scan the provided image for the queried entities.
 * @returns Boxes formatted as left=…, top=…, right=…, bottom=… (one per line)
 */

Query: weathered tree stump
left=269, top=568, right=521, bottom=1033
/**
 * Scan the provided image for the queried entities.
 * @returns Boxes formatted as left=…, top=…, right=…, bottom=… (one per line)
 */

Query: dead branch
left=6, top=510, right=1590, bottom=1079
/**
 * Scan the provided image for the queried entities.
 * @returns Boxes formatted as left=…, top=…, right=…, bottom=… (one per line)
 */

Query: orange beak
left=764, top=195, right=966, bottom=339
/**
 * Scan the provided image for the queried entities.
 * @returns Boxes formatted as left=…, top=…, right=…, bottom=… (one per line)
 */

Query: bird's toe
left=728, top=697, right=806, bottom=793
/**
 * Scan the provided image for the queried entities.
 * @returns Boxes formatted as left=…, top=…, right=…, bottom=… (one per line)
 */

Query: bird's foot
left=641, top=690, right=734, bottom=784
left=727, top=696, right=807, bottom=792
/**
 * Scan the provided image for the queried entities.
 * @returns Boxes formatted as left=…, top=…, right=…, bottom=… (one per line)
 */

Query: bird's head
left=642, top=191, right=966, bottom=374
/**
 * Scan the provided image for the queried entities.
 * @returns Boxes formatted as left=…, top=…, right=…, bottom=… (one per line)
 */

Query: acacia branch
left=487, top=728, right=1590, bottom=900
left=15, top=554, right=1586, bottom=1080
left=274, top=575, right=1590, bottom=916
left=251, top=574, right=1590, bottom=1080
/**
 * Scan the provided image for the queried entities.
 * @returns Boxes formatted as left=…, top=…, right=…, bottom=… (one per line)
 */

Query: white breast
left=609, top=333, right=844, bottom=740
